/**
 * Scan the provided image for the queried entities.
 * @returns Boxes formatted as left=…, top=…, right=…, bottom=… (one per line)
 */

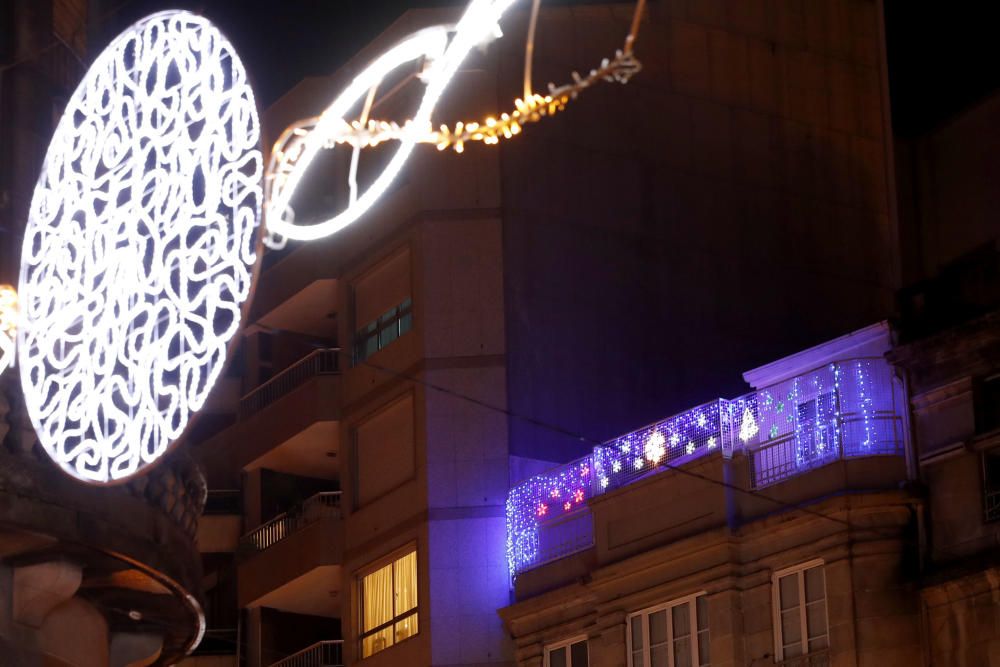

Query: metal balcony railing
left=240, top=492, right=341, bottom=554
left=269, top=640, right=344, bottom=667
left=239, top=348, right=340, bottom=419
left=507, top=358, right=907, bottom=579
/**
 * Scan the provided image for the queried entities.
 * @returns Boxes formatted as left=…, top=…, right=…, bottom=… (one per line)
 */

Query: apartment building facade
left=500, top=323, right=922, bottom=667
left=188, top=1, right=899, bottom=666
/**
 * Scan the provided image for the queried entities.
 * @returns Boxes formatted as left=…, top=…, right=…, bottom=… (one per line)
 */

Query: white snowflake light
left=18, top=12, right=262, bottom=483
left=645, top=431, right=666, bottom=463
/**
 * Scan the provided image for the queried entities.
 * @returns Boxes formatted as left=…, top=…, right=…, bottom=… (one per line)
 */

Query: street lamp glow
left=18, top=11, right=262, bottom=484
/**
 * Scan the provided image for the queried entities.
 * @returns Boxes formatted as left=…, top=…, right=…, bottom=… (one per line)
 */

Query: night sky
left=91, top=0, right=1000, bottom=137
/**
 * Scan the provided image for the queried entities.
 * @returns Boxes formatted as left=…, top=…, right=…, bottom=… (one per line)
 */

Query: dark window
left=983, top=449, right=1000, bottom=523
left=547, top=638, right=589, bottom=667
left=354, top=297, right=412, bottom=364
left=975, top=375, right=1000, bottom=435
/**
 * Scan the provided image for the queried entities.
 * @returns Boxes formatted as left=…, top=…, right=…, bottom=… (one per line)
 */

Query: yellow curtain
left=394, top=550, right=418, bottom=642
left=362, top=562, right=394, bottom=657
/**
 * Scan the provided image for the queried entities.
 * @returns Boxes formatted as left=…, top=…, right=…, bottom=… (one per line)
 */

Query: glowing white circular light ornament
left=18, top=11, right=262, bottom=484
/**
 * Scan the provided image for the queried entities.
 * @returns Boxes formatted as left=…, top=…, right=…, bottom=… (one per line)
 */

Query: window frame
left=626, top=591, right=709, bottom=667
left=353, top=296, right=413, bottom=364
left=975, top=373, right=1000, bottom=435
left=771, top=559, right=829, bottom=662
left=543, top=635, right=589, bottom=667
left=982, top=447, right=1000, bottom=523
left=357, top=544, right=420, bottom=658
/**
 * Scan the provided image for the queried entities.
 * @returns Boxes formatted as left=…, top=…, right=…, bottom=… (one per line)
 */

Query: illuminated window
left=773, top=561, right=828, bottom=661
left=628, top=593, right=709, bottom=667
left=360, top=548, right=419, bottom=658
left=545, top=637, right=588, bottom=667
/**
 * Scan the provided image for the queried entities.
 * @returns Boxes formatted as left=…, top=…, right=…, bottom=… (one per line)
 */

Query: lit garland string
left=18, top=11, right=262, bottom=484
left=263, top=0, right=647, bottom=247
left=506, top=358, right=904, bottom=580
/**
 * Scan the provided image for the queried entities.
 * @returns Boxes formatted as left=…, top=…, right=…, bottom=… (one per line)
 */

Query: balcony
left=270, top=640, right=344, bottom=667
left=201, top=349, right=343, bottom=479
left=240, top=492, right=342, bottom=554
left=506, top=358, right=907, bottom=579
left=238, top=492, right=344, bottom=616
left=250, top=240, right=340, bottom=339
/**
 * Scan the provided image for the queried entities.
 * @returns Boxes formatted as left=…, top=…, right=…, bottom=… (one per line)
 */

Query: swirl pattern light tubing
left=18, top=11, right=262, bottom=484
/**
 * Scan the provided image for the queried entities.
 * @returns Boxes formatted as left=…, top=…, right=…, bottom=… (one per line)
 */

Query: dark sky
left=89, top=0, right=1000, bottom=136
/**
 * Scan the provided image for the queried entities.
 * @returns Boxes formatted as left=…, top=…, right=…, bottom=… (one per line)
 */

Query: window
left=773, top=561, right=829, bottom=661
left=360, top=548, right=419, bottom=658
left=975, top=374, right=1000, bottom=435
left=983, top=449, right=1000, bottom=522
left=354, top=297, right=412, bottom=363
left=545, top=637, right=589, bottom=667
left=353, top=248, right=412, bottom=363
left=628, top=593, right=709, bottom=667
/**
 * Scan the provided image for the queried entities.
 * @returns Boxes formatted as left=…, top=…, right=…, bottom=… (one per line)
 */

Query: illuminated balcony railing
left=269, top=640, right=344, bottom=667
left=240, top=491, right=341, bottom=554
left=506, top=358, right=906, bottom=579
left=239, top=348, right=340, bottom=419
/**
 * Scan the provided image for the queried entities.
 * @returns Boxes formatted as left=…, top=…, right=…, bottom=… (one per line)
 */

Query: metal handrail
left=240, top=491, right=341, bottom=554
left=240, top=348, right=340, bottom=419
left=269, top=640, right=344, bottom=667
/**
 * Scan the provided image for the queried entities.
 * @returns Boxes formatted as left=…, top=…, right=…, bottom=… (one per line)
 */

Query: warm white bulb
left=18, top=11, right=262, bottom=484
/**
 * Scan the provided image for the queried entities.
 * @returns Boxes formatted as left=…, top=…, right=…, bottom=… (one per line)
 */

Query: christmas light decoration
left=739, top=406, right=760, bottom=443
left=0, top=285, right=17, bottom=377
left=264, top=0, right=646, bottom=246
left=18, top=11, right=261, bottom=483
left=505, top=358, right=905, bottom=580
